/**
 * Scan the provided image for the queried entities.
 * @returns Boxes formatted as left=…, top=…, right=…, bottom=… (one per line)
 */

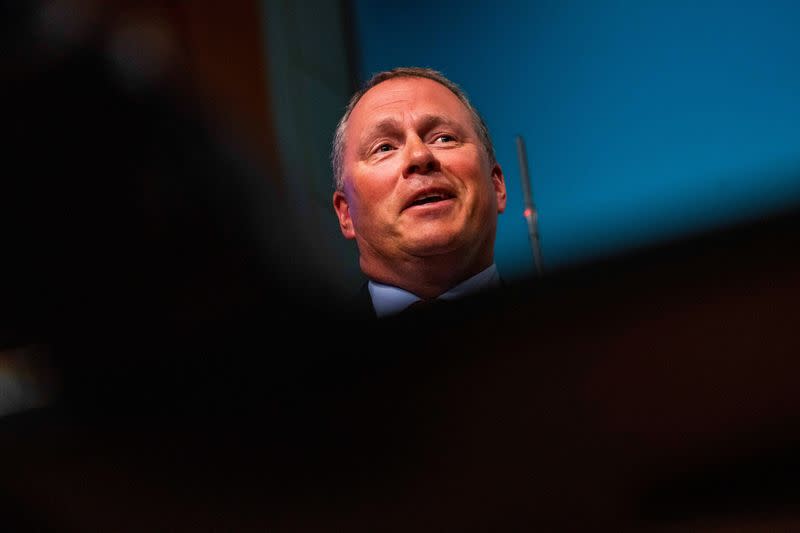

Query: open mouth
left=405, top=190, right=455, bottom=210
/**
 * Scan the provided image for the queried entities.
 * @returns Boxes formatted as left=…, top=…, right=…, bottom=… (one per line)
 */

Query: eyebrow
left=358, top=118, right=403, bottom=149
left=357, top=114, right=465, bottom=152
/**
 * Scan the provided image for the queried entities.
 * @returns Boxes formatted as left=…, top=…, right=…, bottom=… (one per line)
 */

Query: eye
left=375, top=143, right=394, bottom=153
left=433, top=134, right=456, bottom=143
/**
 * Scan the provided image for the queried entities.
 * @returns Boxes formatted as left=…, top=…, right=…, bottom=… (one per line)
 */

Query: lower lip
left=404, top=197, right=456, bottom=215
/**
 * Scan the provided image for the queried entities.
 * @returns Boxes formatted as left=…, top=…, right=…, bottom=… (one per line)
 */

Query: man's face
left=333, top=77, right=506, bottom=279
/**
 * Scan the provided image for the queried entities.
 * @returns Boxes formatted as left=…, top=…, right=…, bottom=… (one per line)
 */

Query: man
left=332, top=67, right=507, bottom=318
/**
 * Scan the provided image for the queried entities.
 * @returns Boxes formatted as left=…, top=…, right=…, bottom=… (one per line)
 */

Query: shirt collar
left=368, top=263, right=500, bottom=319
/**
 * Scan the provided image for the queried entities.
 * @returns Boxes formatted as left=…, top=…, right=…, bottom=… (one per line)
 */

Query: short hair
left=331, top=67, right=496, bottom=191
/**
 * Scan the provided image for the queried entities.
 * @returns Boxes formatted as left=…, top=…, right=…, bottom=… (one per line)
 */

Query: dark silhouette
left=3, top=3, right=800, bottom=532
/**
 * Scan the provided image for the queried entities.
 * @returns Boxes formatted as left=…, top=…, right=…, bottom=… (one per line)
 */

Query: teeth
left=413, top=195, right=442, bottom=205
left=408, top=191, right=451, bottom=208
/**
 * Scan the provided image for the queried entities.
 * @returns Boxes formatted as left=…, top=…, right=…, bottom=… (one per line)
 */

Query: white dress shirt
left=368, top=263, right=501, bottom=318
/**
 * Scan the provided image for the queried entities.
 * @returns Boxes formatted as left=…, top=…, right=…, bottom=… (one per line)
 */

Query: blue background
left=353, top=0, right=800, bottom=280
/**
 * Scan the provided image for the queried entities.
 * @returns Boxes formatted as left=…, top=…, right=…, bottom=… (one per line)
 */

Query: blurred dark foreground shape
left=4, top=2, right=800, bottom=531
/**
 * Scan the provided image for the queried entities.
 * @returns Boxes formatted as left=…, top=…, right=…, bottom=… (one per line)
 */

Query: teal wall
left=353, top=0, right=800, bottom=280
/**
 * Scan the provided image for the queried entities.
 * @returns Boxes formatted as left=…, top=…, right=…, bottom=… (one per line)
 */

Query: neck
left=361, top=250, right=493, bottom=299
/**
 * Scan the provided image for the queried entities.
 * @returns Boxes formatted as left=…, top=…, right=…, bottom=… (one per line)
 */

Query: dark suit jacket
left=344, top=282, right=378, bottom=321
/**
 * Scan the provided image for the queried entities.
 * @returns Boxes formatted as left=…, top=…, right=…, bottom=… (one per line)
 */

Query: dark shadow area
left=637, top=440, right=800, bottom=525
left=2, top=1, right=338, bottom=345
left=4, top=2, right=800, bottom=532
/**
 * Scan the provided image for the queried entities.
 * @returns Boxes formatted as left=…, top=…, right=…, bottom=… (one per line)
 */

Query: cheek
left=349, top=175, right=394, bottom=227
left=443, top=148, right=490, bottom=181
left=448, top=161, right=493, bottom=205
left=355, top=165, right=397, bottom=203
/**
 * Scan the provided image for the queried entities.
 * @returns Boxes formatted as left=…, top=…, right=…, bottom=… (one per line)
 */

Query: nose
left=402, top=135, right=440, bottom=178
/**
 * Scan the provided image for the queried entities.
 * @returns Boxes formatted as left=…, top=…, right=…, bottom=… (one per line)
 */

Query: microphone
left=515, top=134, right=544, bottom=276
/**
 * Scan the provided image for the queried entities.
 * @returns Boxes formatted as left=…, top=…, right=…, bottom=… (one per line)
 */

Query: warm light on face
left=333, top=77, right=506, bottom=284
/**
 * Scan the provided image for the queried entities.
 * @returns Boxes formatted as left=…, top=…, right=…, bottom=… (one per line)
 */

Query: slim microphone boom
left=515, top=134, right=544, bottom=276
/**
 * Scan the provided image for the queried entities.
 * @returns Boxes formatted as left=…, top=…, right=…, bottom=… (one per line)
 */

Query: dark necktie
left=402, top=298, right=446, bottom=314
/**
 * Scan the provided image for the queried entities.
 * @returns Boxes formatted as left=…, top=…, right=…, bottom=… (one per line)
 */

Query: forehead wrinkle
left=415, top=113, right=466, bottom=134
left=357, top=117, right=403, bottom=148
left=358, top=112, right=466, bottom=145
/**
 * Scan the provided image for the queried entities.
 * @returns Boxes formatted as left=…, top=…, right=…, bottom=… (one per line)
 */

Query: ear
left=491, top=163, right=507, bottom=214
left=333, top=190, right=356, bottom=239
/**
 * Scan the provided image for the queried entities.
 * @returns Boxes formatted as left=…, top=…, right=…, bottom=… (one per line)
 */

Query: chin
left=404, top=232, right=464, bottom=257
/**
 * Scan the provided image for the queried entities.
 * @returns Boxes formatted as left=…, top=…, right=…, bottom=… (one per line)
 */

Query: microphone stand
left=515, top=135, right=544, bottom=276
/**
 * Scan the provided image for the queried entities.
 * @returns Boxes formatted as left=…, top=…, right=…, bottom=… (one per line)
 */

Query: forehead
left=347, top=77, right=472, bottom=138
